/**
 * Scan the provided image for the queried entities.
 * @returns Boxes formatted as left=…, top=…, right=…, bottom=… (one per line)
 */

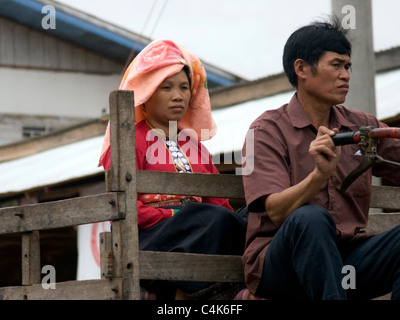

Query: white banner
left=76, top=221, right=111, bottom=280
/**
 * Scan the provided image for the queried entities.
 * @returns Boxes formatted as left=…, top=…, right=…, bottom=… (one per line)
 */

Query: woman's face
left=144, top=69, right=191, bottom=134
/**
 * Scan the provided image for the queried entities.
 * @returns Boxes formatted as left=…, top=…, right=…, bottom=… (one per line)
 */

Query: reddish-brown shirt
left=241, top=93, right=400, bottom=293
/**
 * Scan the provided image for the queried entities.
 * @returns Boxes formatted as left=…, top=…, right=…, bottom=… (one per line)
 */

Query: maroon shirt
left=241, top=93, right=400, bottom=293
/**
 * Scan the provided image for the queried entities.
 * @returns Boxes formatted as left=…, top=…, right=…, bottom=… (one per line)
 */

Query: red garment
left=101, top=120, right=233, bottom=229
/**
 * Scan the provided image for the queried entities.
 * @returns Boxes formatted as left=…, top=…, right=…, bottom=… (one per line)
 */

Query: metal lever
left=374, top=155, right=400, bottom=166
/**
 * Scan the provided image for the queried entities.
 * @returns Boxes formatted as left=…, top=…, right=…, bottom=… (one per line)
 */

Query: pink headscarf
left=98, top=39, right=217, bottom=166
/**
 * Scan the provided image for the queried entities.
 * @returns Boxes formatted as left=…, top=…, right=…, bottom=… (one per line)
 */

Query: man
left=241, top=16, right=400, bottom=300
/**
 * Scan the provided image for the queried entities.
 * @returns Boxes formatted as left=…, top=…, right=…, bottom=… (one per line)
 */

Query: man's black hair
left=282, top=15, right=352, bottom=88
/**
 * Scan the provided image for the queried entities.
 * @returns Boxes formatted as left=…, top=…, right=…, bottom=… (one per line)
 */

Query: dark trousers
left=139, top=202, right=248, bottom=299
left=257, top=204, right=400, bottom=300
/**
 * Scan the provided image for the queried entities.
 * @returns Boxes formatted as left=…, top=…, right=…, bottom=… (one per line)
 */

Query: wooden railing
left=0, top=90, right=399, bottom=299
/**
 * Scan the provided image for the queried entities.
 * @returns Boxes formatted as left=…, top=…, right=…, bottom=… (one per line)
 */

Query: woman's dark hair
left=282, top=15, right=352, bottom=88
left=182, top=65, right=192, bottom=88
left=182, top=64, right=196, bottom=109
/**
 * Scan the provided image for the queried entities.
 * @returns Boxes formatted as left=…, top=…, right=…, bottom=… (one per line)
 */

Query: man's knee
left=286, top=204, right=336, bottom=231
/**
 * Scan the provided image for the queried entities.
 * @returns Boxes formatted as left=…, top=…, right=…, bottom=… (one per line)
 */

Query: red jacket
left=101, top=120, right=233, bottom=229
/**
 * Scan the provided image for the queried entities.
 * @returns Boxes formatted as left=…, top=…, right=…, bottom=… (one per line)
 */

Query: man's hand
left=266, top=126, right=342, bottom=226
left=309, top=126, right=341, bottom=179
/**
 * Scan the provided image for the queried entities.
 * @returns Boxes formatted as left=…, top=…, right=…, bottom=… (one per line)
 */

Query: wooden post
left=108, top=90, right=140, bottom=300
left=100, top=231, right=114, bottom=279
left=21, top=231, right=41, bottom=285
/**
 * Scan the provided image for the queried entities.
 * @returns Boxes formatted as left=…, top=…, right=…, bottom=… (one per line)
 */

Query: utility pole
left=331, top=0, right=376, bottom=115
left=332, top=1, right=382, bottom=197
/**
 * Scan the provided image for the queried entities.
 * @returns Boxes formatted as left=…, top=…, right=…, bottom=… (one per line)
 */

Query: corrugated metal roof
left=1, top=69, right=399, bottom=196
left=0, top=136, right=104, bottom=195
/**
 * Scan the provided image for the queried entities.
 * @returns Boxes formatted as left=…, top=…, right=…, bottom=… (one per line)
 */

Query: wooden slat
left=137, top=171, right=245, bottom=199
left=0, top=279, right=123, bottom=300
left=0, top=193, right=123, bottom=234
left=370, top=185, right=400, bottom=209
left=366, top=212, right=400, bottom=234
left=136, top=173, right=400, bottom=207
left=100, top=231, right=114, bottom=279
left=21, top=231, right=41, bottom=285
left=139, top=251, right=244, bottom=283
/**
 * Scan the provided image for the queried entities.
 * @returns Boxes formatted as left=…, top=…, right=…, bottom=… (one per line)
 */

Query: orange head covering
left=98, top=39, right=217, bottom=167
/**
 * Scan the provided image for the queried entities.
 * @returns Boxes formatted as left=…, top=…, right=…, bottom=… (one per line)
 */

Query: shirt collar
left=287, top=93, right=357, bottom=131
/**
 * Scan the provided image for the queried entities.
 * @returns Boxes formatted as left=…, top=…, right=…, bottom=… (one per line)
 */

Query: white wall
left=0, top=67, right=121, bottom=118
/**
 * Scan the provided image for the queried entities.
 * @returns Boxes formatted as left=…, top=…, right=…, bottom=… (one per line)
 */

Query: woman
left=98, top=39, right=247, bottom=300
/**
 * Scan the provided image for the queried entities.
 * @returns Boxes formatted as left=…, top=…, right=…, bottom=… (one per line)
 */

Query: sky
left=54, top=0, right=400, bottom=81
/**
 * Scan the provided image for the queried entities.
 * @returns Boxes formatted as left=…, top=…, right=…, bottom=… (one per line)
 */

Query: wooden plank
left=110, top=193, right=124, bottom=278
left=139, top=251, right=244, bottom=283
left=21, top=231, right=41, bottom=285
left=371, top=185, right=400, bottom=209
left=109, top=90, right=141, bottom=299
left=0, top=279, right=123, bottom=300
left=366, top=212, right=400, bottom=234
left=137, top=171, right=245, bottom=199
left=210, top=73, right=292, bottom=110
left=105, top=169, right=111, bottom=192
left=0, top=193, right=123, bottom=234
left=100, top=231, right=114, bottom=279
left=136, top=174, right=400, bottom=204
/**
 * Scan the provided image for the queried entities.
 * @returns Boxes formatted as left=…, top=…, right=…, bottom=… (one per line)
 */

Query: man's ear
left=294, top=58, right=308, bottom=81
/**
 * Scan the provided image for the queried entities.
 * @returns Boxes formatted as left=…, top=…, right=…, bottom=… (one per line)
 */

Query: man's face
left=305, top=51, right=351, bottom=106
